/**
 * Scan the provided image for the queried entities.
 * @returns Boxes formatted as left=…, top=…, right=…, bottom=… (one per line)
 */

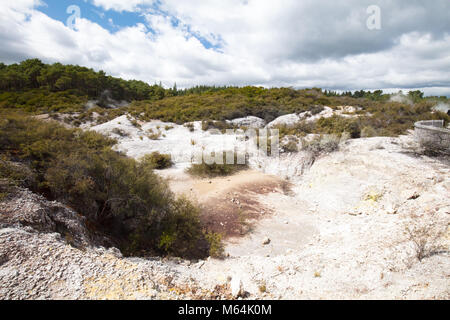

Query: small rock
left=262, top=237, right=271, bottom=245
left=107, top=247, right=123, bottom=258
left=407, top=192, right=420, bottom=200
left=384, top=204, right=398, bottom=215
left=230, top=276, right=243, bottom=298
left=435, top=176, right=444, bottom=183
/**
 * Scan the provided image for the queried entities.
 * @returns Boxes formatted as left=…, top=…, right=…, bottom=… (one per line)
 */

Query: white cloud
left=0, top=0, right=449, bottom=95
left=91, top=0, right=148, bottom=12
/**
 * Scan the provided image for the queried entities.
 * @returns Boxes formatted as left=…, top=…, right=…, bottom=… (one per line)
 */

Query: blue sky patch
left=38, top=0, right=147, bottom=31
left=37, top=0, right=222, bottom=50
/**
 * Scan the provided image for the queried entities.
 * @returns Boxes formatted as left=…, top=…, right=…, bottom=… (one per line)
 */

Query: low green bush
left=146, top=128, right=161, bottom=140
left=140, top=152, right=173, bottom=170
left=184, top=122, right=195, bottom=132
left=205, top=232, right=225, bottom=258
left=187, top=153, right=248, bottom=178
left=303, top=134, right=340, bottom=158
left=315, top=116, right=361, bottom=138
left=201, top=120, right=234, bottom=132
left=283, top=140, right=299, bottom=153
left=0, top=159, right=36, bottom=188
left=361, top=126, right=378, bottom=138
left=0, top=89, right=88, bottom=113
left=112, top=128, right=129, bottom=137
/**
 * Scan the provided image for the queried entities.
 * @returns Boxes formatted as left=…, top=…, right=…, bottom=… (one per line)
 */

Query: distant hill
left=0, top=59, right=448, bottom=136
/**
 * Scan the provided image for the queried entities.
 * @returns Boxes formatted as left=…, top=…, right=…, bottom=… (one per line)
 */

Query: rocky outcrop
left=0, top=188, right=232, bottom=300
left=0, top=226, right=164, bottom=299
left=266, top=113, right=303, bottom=128
left=0, top=188, right=91, bottom=248
left=227, top=116, right=266, bottom=128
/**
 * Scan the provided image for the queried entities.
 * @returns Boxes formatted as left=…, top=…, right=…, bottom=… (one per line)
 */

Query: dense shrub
left=140, top=152, right=173, bottom=170
left=205, top=232, right=225, bottom=258
left=146, top=128, right=162, bottom=140
left=0, top=159, right=36, bottom=188
left=187, top=153, right=248, bottom=178
left=361, top=126, right=378, bottom=138
left=2, top=60, right=449, bottom=138
left=303, top=134, right=340, bottom=157
left=315, top=116, right=361, bottom=138
left=283, top=140, right=299, bottom=153
left=0, top=159, right=37, bottom=200
left=309, top=105, right=325, bottom=115
left=0, top=112, right=210, bottom=258
left=0, top=59, right=166, bottom=102
left=112, top=128, right=129, bottom=137
left=0, top=89, right=88, bottom=113
left=359, top=103, right=449, bottom=137
left=201, top=120, right=234, bottom=132
left=141, top=196, right=206, bottom=258
left=127, top=87, right=341, bottom=124
left=184, top=122, right=195, bottom=132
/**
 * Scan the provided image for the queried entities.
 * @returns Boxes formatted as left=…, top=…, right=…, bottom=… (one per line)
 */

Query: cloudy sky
left=1, top=0, right=449, bottom=95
